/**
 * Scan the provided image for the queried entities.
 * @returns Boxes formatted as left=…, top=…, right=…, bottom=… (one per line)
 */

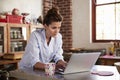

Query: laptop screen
left=62, top=52, right=101, bottom=74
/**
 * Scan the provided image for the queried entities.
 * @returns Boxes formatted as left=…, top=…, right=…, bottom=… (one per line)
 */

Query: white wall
left=72, top=0, right=110, bottom=51
left=0, top=0, right=43, bottom=19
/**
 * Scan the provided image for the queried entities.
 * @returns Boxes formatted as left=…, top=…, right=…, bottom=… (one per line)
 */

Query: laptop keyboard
left=55, top=68, right=64, bottom=74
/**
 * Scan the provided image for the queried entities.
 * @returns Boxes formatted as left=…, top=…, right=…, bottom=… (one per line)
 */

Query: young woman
left=19, top=7, right=67, bottom=71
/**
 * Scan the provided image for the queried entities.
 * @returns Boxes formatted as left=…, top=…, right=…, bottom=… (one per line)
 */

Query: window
left=92, top=0, right=120, bottom=42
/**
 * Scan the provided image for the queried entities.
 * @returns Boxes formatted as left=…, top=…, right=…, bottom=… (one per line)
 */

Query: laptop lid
left=63, top=52, right=101, bottom=74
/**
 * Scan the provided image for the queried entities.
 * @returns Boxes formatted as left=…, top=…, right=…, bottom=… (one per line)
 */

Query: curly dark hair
left=43, top=7, right=63, bottom=26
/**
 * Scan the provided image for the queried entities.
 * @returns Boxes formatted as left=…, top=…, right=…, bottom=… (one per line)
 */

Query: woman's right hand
left=56, top=60, right=67, bottom=71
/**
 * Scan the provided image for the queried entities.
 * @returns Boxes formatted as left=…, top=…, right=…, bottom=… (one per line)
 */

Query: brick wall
left=43, top=0, right=72, bottom=51
left=43, top=0, right=56, bottom=15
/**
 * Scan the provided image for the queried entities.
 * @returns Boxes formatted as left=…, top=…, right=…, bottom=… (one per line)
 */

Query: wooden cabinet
left=0, top=23, right=43, bottom=69
left=0, top=23, right=43, bottom=59
left=7, top=23, right=29, bottom=54
left=0, top=23, right=7, bottom=56
left=0, top=23, right=30, bottom=59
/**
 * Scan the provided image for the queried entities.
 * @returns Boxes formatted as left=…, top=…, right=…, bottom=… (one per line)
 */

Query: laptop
left=56, top=52, right=101, bottom=75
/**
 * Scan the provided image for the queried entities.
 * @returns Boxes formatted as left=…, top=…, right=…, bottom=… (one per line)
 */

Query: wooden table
left=98, top=55, right=120, bottom=66
left=9, top=65, right=120, bottom=80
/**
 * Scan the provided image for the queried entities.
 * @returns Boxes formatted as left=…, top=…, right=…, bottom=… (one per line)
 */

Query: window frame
left=92, top=0, right=120, bottom=43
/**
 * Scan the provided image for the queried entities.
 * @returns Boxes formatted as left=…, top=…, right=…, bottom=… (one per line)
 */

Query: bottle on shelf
left=108, top=42, right=114, bottom=55
left=17, top=30, right=22, bottom=39
left=0, top=45, right=3, bottom=53
left=17, top=42, right=23, bottom=51
left=11, top=42, right=18, bottom=52
left=0, top=34, right=2, bottom=39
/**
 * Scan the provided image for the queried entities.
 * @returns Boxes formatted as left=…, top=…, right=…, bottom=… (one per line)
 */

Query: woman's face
left=45, top=22, right=62, bottom=37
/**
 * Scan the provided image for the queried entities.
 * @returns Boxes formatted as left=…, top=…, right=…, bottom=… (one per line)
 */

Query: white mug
left=45, top=63, right=56, bottom=76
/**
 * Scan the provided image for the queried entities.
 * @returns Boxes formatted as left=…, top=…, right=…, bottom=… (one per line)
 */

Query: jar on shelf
left=10, top=30, right=14, bottom=39
left=11, top=42, right=18, bottom=52
left=13, top=30, right=17, bottom=39
left=17, top=42, right=23, bottom=51
left=17, top=30, right=22, bottom=39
